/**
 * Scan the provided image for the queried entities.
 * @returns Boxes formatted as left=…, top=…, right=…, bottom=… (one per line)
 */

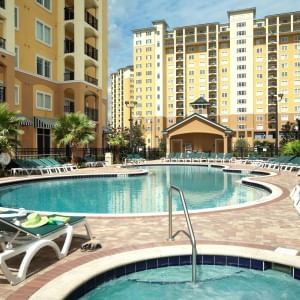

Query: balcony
left=85, top=43, right=98, bottom=60
left=85, top=74, right=98, bottom=86
left=64, top=39, right=74, bottom=53
left=0, top=0, right=5, bottom=9
left=64, top=7, right=74, bottom=20
left=0, top=85, right=5, bottom=102
left=64, top=71, right=74, bottom=81
left=85, top=107, right=98, bottom=121
left=85, top=11, right=98, bottom=30
left=0, top=36, right=5, bottom=50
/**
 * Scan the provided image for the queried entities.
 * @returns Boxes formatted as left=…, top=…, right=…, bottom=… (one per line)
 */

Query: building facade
left=128, top=8, right=300, bottom=148
left=0, top=0, right=107, bottom=154
left=111, top=65, right=134, bottom=130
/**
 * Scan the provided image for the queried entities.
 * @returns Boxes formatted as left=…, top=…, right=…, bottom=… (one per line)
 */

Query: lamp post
left=273, top=93, right=284, bottom=156
left=125, top=101, right=137, bottom=153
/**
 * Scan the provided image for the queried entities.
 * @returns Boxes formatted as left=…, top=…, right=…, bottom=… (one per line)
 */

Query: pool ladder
left=168, top=185, right=197, bottom=283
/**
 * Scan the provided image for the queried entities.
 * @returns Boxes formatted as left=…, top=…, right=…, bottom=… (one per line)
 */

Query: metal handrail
left=168, top=185, right=197, bottom=283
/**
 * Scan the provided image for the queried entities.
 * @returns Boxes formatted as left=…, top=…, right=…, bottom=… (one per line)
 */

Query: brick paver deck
left=0, top=162, right=299, bottom=299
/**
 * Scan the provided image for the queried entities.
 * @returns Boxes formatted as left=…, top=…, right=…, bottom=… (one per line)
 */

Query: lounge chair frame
left=0, top=216, right=92, bottom=285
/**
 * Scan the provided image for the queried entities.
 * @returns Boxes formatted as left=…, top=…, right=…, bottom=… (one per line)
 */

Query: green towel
left=48, top=215, right=70, bottom=225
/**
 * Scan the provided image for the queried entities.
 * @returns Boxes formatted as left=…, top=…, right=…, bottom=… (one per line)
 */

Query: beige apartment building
left=0, top=0, right=107, bottom=154
left=111, top=65, right=134, bottom=130
left=119, top=8, right=300, bottom=149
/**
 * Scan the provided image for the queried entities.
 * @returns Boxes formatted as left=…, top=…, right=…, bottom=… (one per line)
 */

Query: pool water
left=0, top=166, right=269, bottom=214
left=80, top=265, right=300, bottom=300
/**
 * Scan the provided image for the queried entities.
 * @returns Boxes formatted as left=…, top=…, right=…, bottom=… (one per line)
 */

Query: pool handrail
left=168, top=185, right=197, bottom=283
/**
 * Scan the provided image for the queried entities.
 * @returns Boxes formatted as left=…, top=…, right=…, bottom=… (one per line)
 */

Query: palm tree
left=107, top=130, right=129, bottom=163
left=0, top=103, right=24, bottom=158
left=53, top=113, right=96, bottom=163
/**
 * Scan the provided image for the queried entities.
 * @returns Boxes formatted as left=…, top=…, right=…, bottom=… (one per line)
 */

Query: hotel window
left=146, top=55, right=152, bottom=60
left=36, top=20, right=51, bottom=46
left=295, top=106, right=300, bottom=112
left=146, top=31, right=151, bottom=36
left=295, top=62, right=300, bottom=67
left=280, top=106, right=288, bottom=112
left=146, top=39, right=152, bottom=44
left=14, top=86, right=20, bottom=105
left=281, top=115, right=288, bottom=121
left=238, top=124, right=246, bottom=130
left=36, top=91, right=52, bottom=111
left=135, top=48, right=142, bottom=53
left=36, top=0, right=51, bottom=10
left=136, top=40, right=141, bottom=45
left=281, top=71, right=288, bottom=77
left=237, top=91, right=246, bottom=96
left=256, top=48, right=263, bottom=54
left=136, top=56, right=142, bottom=61
left=237, top=73, right=246, bottom=78
left=146, top=71, right=152, bottom=76
left=295, top=80, right=300, bottom=85
left=238, top=115, right=246, bottom=122
left=237, top=99, right=246, bottom=104
left=15, top=6, right=19, bottom=29
left=237, top=48, right=246, bottom=53
left=256, top=115, right=263, bottom=121
left=296, top=71, right=300, bottom=77
left=135, top=64, right=142, bottom=69
left=280, top=36, right=288, bottom=43
left=237, top=22, right=246, bottom=27
left=146, top=79, right=152, bottom=83
left=237, top=39, right=246, bottom=44
left=14, top=47, right=19, bottom=67
left=281, top=45, right=288, bottom=51
left=295, top=43, right=300, bottom=50
left=237, top=82, right=246, bottom=87
left=237, top=31, right=246, bottom=36
left=281, top=63, right=288, bottom=68
left=36, top=56, right=51, bottom=78
left=296, top=88, right=300, bottom=94
left=136, top=33, right=141, bottom=37
left=221, top=92, right=227, bottom=98
left=257, top=74, right=263, bottom=79
left=146, top=63, right=152, bottom=68
left=188, top=55, right=194, bottom=60
left=280, top=54, right=288, bottom=60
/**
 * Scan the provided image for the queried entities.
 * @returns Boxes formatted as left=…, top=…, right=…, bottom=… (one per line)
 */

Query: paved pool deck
left=0, top=162, right=299, bottom=299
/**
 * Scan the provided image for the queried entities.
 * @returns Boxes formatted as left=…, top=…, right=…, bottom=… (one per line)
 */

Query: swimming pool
left=0, top=165, right=269, bottom=214
left=76, top=264, right=300, bottom=299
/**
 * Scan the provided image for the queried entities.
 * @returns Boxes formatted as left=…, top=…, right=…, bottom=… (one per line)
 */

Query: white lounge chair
left=0, top=212, right=92, bottom=285
left=290, top=185, right=300, bottom=213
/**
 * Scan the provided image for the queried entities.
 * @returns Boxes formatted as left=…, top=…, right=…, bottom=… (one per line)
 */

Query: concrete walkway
left=0, top=162, right=299, bottom=299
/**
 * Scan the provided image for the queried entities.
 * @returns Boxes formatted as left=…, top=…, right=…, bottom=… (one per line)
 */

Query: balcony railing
left=64, top=7, right=74, bottom=20
left=85, top=11, right=98, bottom=30
left=64, top=71, right=74, bottom=81
left=0, top=0, right=5, bottom=9
left=85, top=107, right=98, bottom=121
left=0, top=37, right=6, bottom=49
left=64, top=39, right=74, bottom=53
left=85, top=74, right=98, bottom=86
left=0, top=86, right=6, bottom=102
left=85, top=43, right=98, bottom=60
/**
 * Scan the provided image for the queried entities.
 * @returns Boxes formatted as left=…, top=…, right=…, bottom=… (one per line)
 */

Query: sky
left=108, top=0, right=300, bottom=75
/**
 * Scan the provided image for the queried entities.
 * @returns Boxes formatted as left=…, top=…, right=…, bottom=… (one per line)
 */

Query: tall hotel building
left=111, top=65, right=134, bottom=130
left=126, top=8, right=300, bottom=148
left=0, top=0, right=107, bottom=153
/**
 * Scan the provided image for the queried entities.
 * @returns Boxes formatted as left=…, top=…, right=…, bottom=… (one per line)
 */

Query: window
left=136, top=40, right=141, bottom=45
left=36, top=56, right=51, bottom=78
left=237, top=22, right=246, bottom=27
left=36, top=20, right=51, bottom=46
left=188, top=55, right=194, bottom=60
left=295, top=43, right=300, bottom=50
left=14, top=46, right=19, bottom=67
left=146, top=39, right=152, bottom=44
left=238, top=115, right=246, bottom=122
left=281, top=45, right=288, bottom=51
left=237, top=91, right=246, bottom=96
left=237, top=48, right=246, bottom=53
left=237, top=99, right=246, bottom=104
left=256, top=115, right=263, bottom=121
left=14, top=86, right=20, bottom=105
left=146, top=31, right=151, bottom=36
left=237, top=39, right=246, bottom=44
left=295, top=62, right=300, bottom=67
left=36, top=91, right=52, bottom=110
left=257, top=74, right=263, bottom=79
left=237, top=82, right=246, bottom=87
left=146, top=63, right=151, bottom=68
left=281, top=71, right=288, bottom=77
left=280, top=36, right=288, bottom=43
left=256, top=48, right=263, bottom=54
left=237, top=73, right=246, bottom=78
left=15, top=6, right=19, bottom=29
left=36, top=0, right=51, bottom=10
left=237, top=31, right=246, bottom=36
left=237, top=56, right=246, bottom=61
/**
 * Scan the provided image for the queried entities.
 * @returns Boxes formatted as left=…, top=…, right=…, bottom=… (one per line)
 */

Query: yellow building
left=111, top=65, right=134, bottom=130
left=0, top=0, right=108, bottom=154
left=129, top=8, right=300, bottom=149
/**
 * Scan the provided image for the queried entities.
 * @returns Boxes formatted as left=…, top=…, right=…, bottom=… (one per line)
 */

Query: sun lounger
left=290, top=185, right=300, bottom=213
left=0, top=212, right=92, bottom=285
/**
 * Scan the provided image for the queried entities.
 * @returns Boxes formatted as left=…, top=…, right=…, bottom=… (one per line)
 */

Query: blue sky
left=108, top=0, right=299, bottom=75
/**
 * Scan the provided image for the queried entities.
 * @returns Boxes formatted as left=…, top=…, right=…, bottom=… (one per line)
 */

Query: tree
left=0, top=103, right=24, bottom=157
left=280, top=119, right=300, bottom=146
left=126, top=124, right=145, bottom=151
left=282, top=140, right=300, bottom=156
left=234, top=138, right=249, bottom=158
left=107, top=129, right=129, bottom=163
left=53, top=113, right=96, bottom=163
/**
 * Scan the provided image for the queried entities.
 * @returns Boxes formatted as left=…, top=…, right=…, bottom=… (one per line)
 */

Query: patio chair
left=0, top=212, right=92, bottom=285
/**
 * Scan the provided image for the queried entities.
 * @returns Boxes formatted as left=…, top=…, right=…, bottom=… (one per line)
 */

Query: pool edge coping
left=29, top=243, right=300, bottom=300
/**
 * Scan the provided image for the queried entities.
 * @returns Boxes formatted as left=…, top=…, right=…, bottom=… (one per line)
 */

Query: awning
left=33, top=116, right=57, bottom=129
left=17, top=115, right=33, bottom=127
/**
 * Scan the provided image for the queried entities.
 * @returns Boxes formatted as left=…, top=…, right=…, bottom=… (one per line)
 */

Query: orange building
left=0, top=0, right=107, bottom=154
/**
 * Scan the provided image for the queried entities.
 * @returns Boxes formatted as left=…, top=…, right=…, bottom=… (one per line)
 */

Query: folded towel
left=48, top=215, right=70, bottom=225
